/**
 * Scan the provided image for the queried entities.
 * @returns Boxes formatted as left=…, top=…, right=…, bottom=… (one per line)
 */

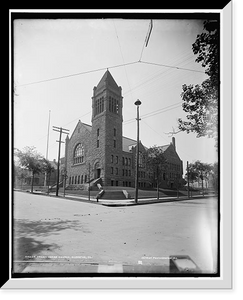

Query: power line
left=141, top=119, right=170, bottom=145
left=139, top=60, right=205, bottom=74
left=123, top=50, right=196, bottom=97
left=141, top=118, right=200, bottom=162
left=123, top=102, right=182, bottom=125
left=113, top=20, right=135, bottom=101
left=16, top=61, right=138, bottom=87
left=16, top=58, right=205, bottom=88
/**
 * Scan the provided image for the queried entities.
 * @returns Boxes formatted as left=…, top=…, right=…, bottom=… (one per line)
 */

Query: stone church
left=65, top=70, right=183, bottom=189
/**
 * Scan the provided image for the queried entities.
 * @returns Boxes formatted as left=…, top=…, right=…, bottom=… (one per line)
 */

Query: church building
left=65, top=70, right=183, bottom=189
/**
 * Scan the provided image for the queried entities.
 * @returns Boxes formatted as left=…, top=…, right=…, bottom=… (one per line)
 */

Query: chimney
left=172, top=137, right=176, bottom=150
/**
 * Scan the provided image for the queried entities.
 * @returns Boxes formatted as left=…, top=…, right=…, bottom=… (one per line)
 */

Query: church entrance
left=96, top=168, right=101, bottom=179
left=94, top=162, right=101, bottom=179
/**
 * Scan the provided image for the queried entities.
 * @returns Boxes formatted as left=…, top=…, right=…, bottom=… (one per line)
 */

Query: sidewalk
left=47, top=191, right=217, bottom=207
left=14, top=189, right=217, bottom=207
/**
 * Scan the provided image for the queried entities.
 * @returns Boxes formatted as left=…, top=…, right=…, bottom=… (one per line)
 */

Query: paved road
left=13, top=191, right=218, bottom=274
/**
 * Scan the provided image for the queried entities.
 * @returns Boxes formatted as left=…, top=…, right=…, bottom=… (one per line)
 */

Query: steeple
left=90, top=70, right=123, bottom=186
left=96, top=69, right=119, bottom=91
left=92, top=70, right=123, bottom=122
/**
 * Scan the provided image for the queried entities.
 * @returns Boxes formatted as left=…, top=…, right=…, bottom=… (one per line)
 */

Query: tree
left=146, top=146, right=168, bottom=200
left=186, top=160, right=213, bottom=195
left=174, top=177, right=186, bottom=199
left=193, top=20, right=219, bottom=86
left=177, top=20, right=219, bottom=147
left=14, top=164, right=27, bottom=189
left=185, top=163, right=199, bottom=197
left=14, top=146, right=44, bottom=193
left=41, top=158, right=55, bottom=194
left=211, top=162, right=218, bottom=193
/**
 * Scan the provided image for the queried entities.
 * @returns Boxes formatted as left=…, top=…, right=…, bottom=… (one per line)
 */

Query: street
left=13, top=191, right=218, bottom=274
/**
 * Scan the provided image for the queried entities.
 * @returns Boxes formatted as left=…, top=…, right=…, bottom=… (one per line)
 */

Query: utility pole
left=88, top=163, right=91, bottom=201
left=53, top=126, right=69, bottom=197
left=187, top=161, right=190, bottom=199
left=63, top=135, right=69, bottom=198
left=44, top=110, right=51, bottom=187
left=134, top=100, right=142, bottom=204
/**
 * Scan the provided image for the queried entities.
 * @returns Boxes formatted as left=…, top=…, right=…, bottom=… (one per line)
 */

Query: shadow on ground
left=14, top=218, right=86, bottom=237
left=13, top=218, right=90, bottom=273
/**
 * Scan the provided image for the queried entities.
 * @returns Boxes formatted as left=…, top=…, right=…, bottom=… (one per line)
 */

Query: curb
left=14, top=189, right=217, bottom=207
left=100, top=195, right=217, bottom=207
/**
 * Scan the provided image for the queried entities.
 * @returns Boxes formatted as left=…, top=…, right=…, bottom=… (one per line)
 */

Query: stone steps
left=101, top=190, right=127, bottom=200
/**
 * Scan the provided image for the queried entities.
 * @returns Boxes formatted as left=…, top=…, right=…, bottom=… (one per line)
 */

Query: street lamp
left=134, top=99, right=141, bottom=203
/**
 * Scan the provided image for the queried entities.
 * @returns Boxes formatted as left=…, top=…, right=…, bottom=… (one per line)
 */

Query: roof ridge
left=122, top=136, right=136, bottom=142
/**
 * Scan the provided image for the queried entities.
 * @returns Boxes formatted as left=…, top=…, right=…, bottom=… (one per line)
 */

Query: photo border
left=5, top=3, right=232, bottom=289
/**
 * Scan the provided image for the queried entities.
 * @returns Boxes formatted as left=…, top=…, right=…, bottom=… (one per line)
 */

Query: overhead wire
left=18, top=20, right=209, bottom=163
left=16, top=61, right=138, bottom=87
left=121, top=49, right=201, bottom=98
left=141, top=119, right=199, bottom=162
left=141, top=119, right=170, bottom=145
left=123, top=102, right=182, bottom=125
left=139, top=60, right=204, bottom=74
left=15, top=59, right=204, bottom=88
left=112, top=19, right=136, bottom=108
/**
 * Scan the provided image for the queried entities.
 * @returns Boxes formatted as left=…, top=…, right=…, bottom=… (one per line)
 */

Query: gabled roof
left=96, top=70, right=119, bottom=91
left=69, top=120, right=92, bottom=140
left=49, top=160, right=57, bottom=169
left=122, top=137, right=149, bottom=153
left=160, top=143, right=182, bottom=161
left=158, top=144, right=170, bottom=152
left=122, top=136, right=136, bottom=152
left=82, top=122, right=92, bottom=132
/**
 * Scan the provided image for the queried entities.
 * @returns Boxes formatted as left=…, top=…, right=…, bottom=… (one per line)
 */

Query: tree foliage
left=15, top=146, right=43, bottom=173
left=192, top=20, right=219, bottom=86
left=14, top=146, right=44, bottom=193
left=146, top=146, right=168, bottom=199
left=178, top=20, right=219, bottom=146
left=185, top=160, right=216, bottom=194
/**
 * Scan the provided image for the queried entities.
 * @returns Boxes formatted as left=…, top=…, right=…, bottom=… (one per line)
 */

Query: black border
left=9, top=11, right=221, bottom=283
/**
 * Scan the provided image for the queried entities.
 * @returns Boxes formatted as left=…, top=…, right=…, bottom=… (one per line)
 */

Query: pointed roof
left=69, top=120, right=92, bottom=141
left=158, top=144, right=170, bottom=152
left=96, top=70, right=119, bottom=91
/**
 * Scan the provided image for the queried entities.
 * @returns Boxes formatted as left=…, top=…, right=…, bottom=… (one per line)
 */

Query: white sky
left=13, top=18, right=218, bottom=174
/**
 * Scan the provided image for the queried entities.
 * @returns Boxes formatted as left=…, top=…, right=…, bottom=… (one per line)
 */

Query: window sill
left=72, top=162, right=85, bottom=167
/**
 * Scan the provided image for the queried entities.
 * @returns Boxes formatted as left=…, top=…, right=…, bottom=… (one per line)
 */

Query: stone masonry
left=65, top=70, right=183, bottom=189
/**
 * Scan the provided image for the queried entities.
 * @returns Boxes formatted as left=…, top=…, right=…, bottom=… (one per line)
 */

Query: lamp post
left=134, top=99, right=141, bottom=203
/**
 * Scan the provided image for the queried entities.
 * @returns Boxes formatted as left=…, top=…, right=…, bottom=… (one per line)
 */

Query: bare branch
left=164, top=127, right=183, bottom=137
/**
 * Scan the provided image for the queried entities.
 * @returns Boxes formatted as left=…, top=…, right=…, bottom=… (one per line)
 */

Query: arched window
left=73, top=144, right=84, bottom=164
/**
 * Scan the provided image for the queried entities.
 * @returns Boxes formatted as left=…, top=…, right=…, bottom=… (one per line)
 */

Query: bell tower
left=91, top=70, right=123, bottom=186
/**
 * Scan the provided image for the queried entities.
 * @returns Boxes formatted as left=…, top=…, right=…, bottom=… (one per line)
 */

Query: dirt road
left=13, top=191, right=218, bottom=274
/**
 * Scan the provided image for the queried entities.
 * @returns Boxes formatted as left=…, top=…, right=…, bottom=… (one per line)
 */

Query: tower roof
left=96, top=70, right=119, bottom=91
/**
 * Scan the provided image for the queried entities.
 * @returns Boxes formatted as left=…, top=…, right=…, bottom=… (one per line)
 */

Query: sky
left=13, top=17, right=218, bottom=174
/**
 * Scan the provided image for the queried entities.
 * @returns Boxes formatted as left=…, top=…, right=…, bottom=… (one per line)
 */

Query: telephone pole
left=187, top=161, right=190, bottom=199
left=44, top=110, right=51, bottom=187
left=134, top=100, right=142, bottom=204
left=53, top=126, right=69, bottom=196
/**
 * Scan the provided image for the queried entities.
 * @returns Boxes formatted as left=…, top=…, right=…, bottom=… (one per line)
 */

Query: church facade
left=65, top=70, right=183, bottom=189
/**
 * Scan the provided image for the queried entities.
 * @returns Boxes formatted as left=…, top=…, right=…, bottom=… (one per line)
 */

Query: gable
left=122, top=136, right=136, bottom=152
left=69, top=120, right=92, bottom=141
left=163, top=144, right=181, bottom=162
